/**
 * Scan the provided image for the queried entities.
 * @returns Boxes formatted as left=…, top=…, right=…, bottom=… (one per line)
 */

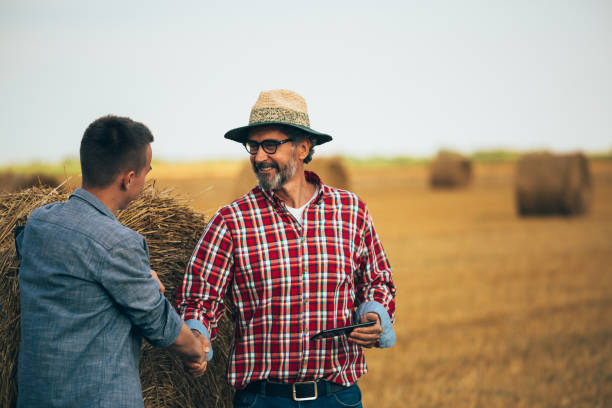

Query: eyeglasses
left=244, top=138, right=293, bottom=155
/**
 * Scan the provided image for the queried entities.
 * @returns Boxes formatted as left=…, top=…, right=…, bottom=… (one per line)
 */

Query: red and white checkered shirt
left=176, top=171, right=395, bottom=388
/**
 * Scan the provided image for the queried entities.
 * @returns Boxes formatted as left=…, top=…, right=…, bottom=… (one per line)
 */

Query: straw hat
left=224, top=89, right=333, bottom=145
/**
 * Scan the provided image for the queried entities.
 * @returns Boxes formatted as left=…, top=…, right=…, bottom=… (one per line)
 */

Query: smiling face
left=248, top=127, right=299, bottom=191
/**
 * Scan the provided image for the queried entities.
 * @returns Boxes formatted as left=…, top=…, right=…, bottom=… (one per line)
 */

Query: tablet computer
left=310, top=320, right=376, bottom=341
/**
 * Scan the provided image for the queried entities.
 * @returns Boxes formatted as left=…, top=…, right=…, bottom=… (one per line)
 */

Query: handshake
left=151, top=269, right=210, bottom=378
left=183, top=329, right=210, bottom=378
left=167, top=318, right=211, bottom=378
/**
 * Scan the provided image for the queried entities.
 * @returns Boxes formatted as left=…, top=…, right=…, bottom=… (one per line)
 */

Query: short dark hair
left=280, top=126, right=317, bottom=164
left=80, top=115, right=154, bottom=188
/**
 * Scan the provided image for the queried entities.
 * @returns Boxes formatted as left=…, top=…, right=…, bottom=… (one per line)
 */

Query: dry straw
left=0, top=183, right=235, bottom=408
left=515, top=152, right=592, bottom=216
left=429, top=151, right=472, bottom=188
left=232, top=156, right=351, bottom=200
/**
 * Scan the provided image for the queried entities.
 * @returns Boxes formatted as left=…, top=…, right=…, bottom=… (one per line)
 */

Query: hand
left=348, top=312, right=382, bottom=348
left=183, top=329, right=210, bottom=378
left=150, top=269, right=165, bottom=294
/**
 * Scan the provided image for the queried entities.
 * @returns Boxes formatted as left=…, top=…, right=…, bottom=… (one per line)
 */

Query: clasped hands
left=183, top=329, right=210, bottom=378
left=151, top=269, right=208, bottom=378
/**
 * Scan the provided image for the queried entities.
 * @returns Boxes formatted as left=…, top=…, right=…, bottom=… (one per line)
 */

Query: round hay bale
left=13, top=174, right=60, bottom=191
left=0, top=183, right=235, bottom=408
left=318, top=157, right=351, bottom=191
left=0, top=173, right=61, bottom=192
left=515, top=152, right=592, bottom=216
left=429, top=151, right=472, bottom=188
left=232, top=156, right=352, bottom=200
left=0, top=172, right=17, bottom=192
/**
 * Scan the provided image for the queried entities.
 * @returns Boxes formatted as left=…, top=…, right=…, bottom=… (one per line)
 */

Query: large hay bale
left=429, top=151, right=472, bottom=188
left=0, top=172, right=15, bottom=192
left=515, top=152, right=592, bottom=216
left=0, top=172, right=61, bottom=192
left=232, top=156, right=351, bottom=199
left=0, top=183, right=234, bottom=407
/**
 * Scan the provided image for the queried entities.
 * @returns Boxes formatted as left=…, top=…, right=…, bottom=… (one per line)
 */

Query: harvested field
left=152, top=159, right=612, bottom=408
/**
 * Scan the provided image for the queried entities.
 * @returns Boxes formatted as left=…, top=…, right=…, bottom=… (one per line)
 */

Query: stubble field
left=151, top=159, right=612, bottom=408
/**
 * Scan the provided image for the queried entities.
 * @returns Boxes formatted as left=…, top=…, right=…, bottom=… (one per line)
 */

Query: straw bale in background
left=0, top=173, right=61, bottom=192
left=232, top=156, right=351, bottom=200
left=0, top=183, right=234, bottom=408
left=429, top=151, right=472, bottom=188
left=515, top=152, right=592, bottom=216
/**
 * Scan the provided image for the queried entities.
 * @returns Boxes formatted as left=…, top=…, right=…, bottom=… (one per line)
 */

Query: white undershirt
left=285, top=186, right=319, bottom=224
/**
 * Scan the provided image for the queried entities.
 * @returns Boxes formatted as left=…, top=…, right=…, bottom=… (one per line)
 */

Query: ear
left=297, top=139, right=311, bottom=161
left=119, top=170, right=136, bottom=191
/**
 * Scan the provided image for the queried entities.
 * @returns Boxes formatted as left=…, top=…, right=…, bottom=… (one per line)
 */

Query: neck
left=82, top=185, right=126, bottom=214
left=274, top=169, right=315, bottom=208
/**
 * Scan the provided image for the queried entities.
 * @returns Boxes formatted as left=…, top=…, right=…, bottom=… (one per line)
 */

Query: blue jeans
left=233, top=382, right=363, bottom=408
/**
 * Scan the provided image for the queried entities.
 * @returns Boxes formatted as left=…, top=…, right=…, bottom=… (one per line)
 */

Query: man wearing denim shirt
left=176, top=90, right=396, bottom=408
left=15, top=115, right=207, bottom=408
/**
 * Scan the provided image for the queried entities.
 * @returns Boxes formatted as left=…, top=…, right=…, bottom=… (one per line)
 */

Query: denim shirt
left=16, top=188, right=182, bottom=408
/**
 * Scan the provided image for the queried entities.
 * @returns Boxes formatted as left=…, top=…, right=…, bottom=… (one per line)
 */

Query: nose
left=253, top=145, right=269, bottom=162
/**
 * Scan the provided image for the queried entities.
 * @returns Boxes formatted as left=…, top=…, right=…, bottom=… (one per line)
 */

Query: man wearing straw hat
left=177, top=89, right=396, bottom=407
left=15, top=115, right=207, bottom=407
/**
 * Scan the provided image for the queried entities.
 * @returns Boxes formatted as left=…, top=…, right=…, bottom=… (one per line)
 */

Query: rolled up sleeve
left=355, top=205, right=396, bottom=347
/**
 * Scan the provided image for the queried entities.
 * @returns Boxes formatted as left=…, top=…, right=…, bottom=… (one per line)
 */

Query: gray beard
left=252, top=150, right=297, bottom=191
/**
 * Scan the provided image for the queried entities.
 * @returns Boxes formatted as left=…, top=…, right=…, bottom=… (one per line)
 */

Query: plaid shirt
left=176, top=171, right=395, bottom=388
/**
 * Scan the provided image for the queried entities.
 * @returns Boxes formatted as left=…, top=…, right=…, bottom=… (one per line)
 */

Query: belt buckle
left=292, top=380, right=318, bottom=401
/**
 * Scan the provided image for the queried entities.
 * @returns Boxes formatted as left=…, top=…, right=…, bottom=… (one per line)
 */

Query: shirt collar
left=70, top=188, right=117, bottom=220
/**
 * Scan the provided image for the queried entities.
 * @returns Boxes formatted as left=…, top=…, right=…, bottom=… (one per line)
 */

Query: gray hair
left=281, top=126, right=316, bottom=164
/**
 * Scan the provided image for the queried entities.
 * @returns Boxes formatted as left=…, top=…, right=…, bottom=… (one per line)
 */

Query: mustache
left=253, top=161, right=279, bottom=172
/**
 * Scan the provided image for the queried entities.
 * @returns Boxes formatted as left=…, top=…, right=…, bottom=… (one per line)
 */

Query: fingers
left=184, top=360, right=207, bottom=377
left=185, top=329, right=210, bottom=377
left=201, top=335, right=211, bottom=355
left=182, top=351, right=208, bottom=377
left=183, top=349, right=208, bottom=377
left=191, top=329, right=210, bottom=358
left=361, top=312, right=380, bottom=325
left=349, top=312, right=382, bottom=347
left=348, top=329, right=381, bottom=347
left=150, top=269, right=165, bottom=294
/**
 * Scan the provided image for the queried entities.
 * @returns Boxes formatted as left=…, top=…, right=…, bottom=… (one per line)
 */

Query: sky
left=1, top=0, right=611, bottom=164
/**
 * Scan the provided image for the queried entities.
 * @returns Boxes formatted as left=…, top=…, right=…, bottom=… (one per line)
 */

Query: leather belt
left=244, top=380, right=347, bottom=401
